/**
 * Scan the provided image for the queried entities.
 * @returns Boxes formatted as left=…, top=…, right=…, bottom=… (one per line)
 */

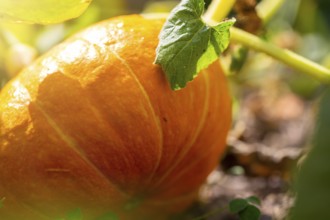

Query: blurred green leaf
left=229, top=198, right=248, bottom=213
left=246, top=196, right=261, bottom=206
left=0, top=0, right=92, bottom=24
left=287, top=73, right=321, bottom=99
left=66, top=208, right=83, bottom=220
left=238, top=205, right=261, bottom=220
left=290, top=86, right=330, bottom=220
left=96, top=211, right=119, bottom=220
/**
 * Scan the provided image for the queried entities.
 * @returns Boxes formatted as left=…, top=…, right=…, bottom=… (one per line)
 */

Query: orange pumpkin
left=0, top=15, right=231, bottom=220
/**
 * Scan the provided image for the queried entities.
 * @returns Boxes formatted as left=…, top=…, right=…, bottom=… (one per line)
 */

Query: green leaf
left=238, top=205, right=261, bottom=220
left=66, top=208, right=83, bottom=220
left=96, top=211, right=119, bottom=220
left=290, top=87, right=330, bottom=220
left=154, top=0, right=235, bottom=90
left=229, top=198, right=248, bottom=213
left=246, top=196, right=261, bottom=206
left=0, top=0, right=92, bottom=24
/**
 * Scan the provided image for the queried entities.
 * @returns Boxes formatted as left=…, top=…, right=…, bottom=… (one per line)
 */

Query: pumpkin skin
left=0, top=15, right=231, bottom=220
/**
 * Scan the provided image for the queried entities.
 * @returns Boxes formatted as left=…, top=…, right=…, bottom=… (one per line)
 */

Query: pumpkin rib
left=164, top=65, right=231, bottom=187
left=80, top=79, right=160, bottom=189
left=159, top=69, right=217, bottom=184
left=149, top=66, right=230, bottom=196
left=45, top=41, right=130, bottom=156
left=83, top=91, right=128, bottom=149
left=32, top=100, right=129, bottom=199
left=108, top=49, right=164, bottom=183
left=166, top=69, right=211, bottom=169
left=78, top=81, right=128, bottom=153
left=156, top=70, right=219, bottom=189
left=156, top=134, right=222, bottom=194
left=149, top=69, right=210, bottom=190
left=33, top=101, right=77, bottom=151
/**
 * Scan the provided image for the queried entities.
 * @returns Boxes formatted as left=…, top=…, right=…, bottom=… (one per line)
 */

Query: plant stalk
left=203, top=0, right=330, bottom=83
left=203, top=0, right=236, bottom=22
left=256, top=0, right=286, bottom=24
left=230, top=27, right=330, bottom=83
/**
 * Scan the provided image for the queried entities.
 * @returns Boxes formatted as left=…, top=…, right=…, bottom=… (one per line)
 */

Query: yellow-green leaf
left=0, top=0, right=92, bottom=24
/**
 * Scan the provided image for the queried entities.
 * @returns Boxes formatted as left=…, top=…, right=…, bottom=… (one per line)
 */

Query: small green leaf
left=238, top=205, right=261, bottom=220
left=96, top=211, right=119, bottom=220
left=229, top=198, right=248, bottom=213
left=246, top=196, right=261, bottom=206
left=0, top=0, right=92, bottom=24
left=155, top=0, right=235, bottom=90
left=66, top=208, right=83, bottom=220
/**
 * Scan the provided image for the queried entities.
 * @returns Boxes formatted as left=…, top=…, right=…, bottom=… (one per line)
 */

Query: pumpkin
left=0, top=15, right=231, bottom=220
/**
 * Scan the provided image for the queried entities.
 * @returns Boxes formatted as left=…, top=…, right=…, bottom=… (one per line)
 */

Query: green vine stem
left=256, top=0, right=286, bottom=24
left=230, top=27, right=330, bottom=83
left=203, top=0, right=235, bottom=23
left=203, top=0, right=330, bottom=83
